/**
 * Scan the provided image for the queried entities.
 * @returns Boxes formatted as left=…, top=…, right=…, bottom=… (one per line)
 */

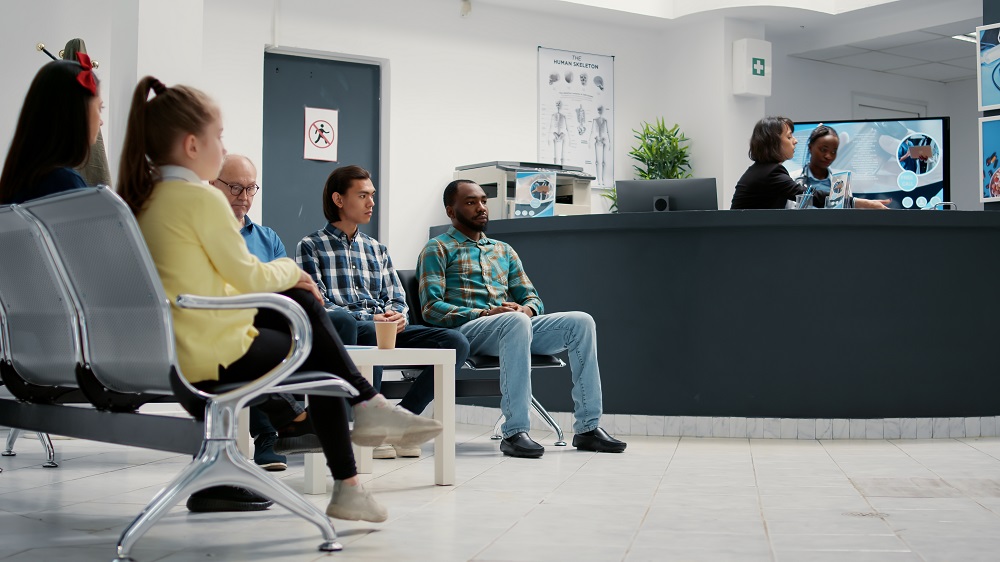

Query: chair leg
left=530, top=396, right=566, bottom=446
left=492, top=404, right=567, bottom=446
left=491, top=415, right=503, bottom=440
left=116, top=442, right=217, bottom=561
left=38, top=432, right=58, bottom=467
left=2, top=428, right=19, bottom=456
left=223, top=443, right=341, bottom=553
left=1, top=430, right=59, bottom=466
left=114, top=438, right=341, bottom=561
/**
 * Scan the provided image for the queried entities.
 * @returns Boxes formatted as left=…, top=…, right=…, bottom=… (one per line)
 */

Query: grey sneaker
left=326, top=480, right=388, bottom=522
left=351, top=394, right=443, bottom=447
left=392, top=444, right=421, bottom=458
left=372, top=444, right=396, bottom=459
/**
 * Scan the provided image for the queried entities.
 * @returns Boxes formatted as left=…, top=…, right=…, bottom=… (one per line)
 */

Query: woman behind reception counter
left=731, top=116, right=888, bottom=210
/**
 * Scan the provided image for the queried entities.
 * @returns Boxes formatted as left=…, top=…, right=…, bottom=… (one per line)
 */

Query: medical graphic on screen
left=979, top=115, right=1000, bottom=202
left=783, top=118, right=949, bottom=209
left=978, top=23, right=1000, bottom=111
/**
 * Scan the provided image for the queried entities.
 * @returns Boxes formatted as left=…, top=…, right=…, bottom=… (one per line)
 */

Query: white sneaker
left=373, top=444, right=396, bottom=459
left=326, top=480, right=388, bottom=522
left=392, top=445, right=421, bottom=458
left=352, top=394, right=443, bottom=447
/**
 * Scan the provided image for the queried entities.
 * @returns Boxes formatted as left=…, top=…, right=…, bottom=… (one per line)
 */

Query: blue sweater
left=8, top=167, right=87, bottom=204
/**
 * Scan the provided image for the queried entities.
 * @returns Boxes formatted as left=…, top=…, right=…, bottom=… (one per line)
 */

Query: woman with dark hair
left=0, top=56, right=103, bottom=204
left=796, top=124, right=841, bottom=193
left=730, top=117, right=888, bottom=210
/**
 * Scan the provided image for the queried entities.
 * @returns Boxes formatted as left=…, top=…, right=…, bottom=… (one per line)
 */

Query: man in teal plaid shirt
left=417, top=180, right=626, bottom=458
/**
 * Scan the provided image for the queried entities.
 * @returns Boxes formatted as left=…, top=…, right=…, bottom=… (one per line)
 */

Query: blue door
left=262, top=52, right=380, bottom=251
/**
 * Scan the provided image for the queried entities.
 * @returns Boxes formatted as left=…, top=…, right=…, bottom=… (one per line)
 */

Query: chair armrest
left=176, top=292, right=311, bottom=410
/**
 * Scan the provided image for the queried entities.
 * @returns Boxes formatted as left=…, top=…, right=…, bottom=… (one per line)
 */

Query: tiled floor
left=1, top=427, right=999, bottom=561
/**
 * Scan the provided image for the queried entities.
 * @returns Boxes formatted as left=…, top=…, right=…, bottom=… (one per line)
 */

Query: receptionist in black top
left=730, top=116, right=888, bottom=210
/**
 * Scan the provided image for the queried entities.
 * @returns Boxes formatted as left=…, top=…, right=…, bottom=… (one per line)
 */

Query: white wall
left=0, top=0, right=204, bottom=188
left=0, top=0, right=113, bottom=162
left=766, top=52, right=981, bottom=210
left=201, top=0, right=680, bottom=266
left=722, top=18, right=768, bottom=207
left=944, top=78, right=980, bottom=210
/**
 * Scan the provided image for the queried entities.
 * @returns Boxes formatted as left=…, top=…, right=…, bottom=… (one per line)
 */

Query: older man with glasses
left=210, top=156, right=272, bottom=261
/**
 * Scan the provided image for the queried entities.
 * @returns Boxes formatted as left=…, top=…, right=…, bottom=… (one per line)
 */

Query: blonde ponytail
left=117, top=76, right=217, bottom=215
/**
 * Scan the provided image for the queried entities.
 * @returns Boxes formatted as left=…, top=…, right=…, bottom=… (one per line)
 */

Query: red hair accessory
left=75, top=52, right=98, bottom=96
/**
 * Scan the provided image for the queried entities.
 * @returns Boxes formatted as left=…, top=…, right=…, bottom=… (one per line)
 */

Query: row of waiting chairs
left=0, top=187, right=359, bottom=560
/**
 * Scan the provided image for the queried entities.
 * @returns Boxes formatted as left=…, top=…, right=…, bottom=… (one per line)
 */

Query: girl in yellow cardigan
left=117, top=76, right=441, bottom=522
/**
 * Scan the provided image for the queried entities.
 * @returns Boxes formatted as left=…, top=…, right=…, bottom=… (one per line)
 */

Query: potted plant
left=602, top=118, right=692, bottom=212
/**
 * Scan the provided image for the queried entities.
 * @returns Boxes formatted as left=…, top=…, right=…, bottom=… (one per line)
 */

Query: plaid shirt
left=417, top=226, right=544, bottom=328
left=295, top=224, right=406, bottom=321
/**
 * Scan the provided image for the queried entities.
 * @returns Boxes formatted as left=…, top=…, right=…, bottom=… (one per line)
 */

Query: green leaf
left=627, top=118, right=692, bottom=180
left=599, top=186, right=618, bottom=213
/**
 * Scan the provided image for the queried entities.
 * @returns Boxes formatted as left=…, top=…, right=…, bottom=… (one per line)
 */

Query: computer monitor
left=615, top=178, right=718, bottom=212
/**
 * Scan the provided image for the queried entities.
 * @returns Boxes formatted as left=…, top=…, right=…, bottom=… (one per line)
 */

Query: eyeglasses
left=215, top=178, right=260, bottom=196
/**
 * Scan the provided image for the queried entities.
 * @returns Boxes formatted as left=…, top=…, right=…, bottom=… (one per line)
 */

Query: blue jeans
left=456, top=311, right=602, bottom=437
left=248, top=307, right=359, bottom=437
left=357, top=322, right=469, bottom=415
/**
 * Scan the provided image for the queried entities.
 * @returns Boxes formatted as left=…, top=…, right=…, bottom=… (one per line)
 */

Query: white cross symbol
left=753, top=59, right=765, bottom=76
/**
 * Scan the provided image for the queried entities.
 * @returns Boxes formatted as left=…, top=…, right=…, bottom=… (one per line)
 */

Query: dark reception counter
left=433, top=210, right=1000, bottom=419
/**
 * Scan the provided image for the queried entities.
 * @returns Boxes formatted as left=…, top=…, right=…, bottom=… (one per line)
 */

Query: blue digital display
left=783, top=118, right=949, bottom=209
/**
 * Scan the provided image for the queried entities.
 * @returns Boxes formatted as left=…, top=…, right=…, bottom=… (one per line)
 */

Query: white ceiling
left=471, top=0, right=983, bottom=84
left=790, top=18, right=980, bottom=83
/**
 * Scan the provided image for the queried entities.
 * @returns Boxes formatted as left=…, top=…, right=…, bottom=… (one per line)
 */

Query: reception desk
left=432, top=210, right=1000, bottom=419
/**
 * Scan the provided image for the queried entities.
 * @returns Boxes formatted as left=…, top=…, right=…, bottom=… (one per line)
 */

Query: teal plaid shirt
left=417, top=226, right=544, bottom=328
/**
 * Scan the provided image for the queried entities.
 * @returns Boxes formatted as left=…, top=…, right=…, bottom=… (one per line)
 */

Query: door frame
left=851, top=92, right=927, bottom=120
left=263, top=46, right=392, bottom=245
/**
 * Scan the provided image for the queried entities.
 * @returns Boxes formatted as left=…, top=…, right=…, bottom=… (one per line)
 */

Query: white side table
left=302, top=346, right=456, bottom=493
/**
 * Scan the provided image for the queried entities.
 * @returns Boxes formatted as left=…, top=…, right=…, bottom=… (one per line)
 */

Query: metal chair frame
left=2, top=188, right=361, bottom=560
left=2, top=428, right=57, bottom=467
left=0, top=203, right=78, bottom=467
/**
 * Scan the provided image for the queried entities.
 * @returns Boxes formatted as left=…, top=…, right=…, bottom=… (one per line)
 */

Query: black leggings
left=215, top=289, right=378, bottom=480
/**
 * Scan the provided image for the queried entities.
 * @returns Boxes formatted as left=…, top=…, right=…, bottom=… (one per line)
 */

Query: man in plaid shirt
left=417, top=180, right=626, bottom=458
left=296, top=166, right=469, bottom=459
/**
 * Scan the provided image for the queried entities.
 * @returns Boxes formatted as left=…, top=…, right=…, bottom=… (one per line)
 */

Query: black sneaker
left=253, top=432, right=288, bottom=471
left=186, top=486, right=273, bottom=512
left=274, top=417, right=323, bottom=455
left=274, top=433, right=323, bottom=455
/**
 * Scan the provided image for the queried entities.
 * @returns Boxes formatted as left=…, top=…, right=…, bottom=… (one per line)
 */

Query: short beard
left=456, top=212, right=488, bottom=233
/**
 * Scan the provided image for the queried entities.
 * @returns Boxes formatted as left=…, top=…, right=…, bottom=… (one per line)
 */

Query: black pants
left=247, top=307, right=360, bottom=438
left=216, top=289, right=377, bottom=480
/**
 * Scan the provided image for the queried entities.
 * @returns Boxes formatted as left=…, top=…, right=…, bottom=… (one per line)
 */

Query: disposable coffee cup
left=374, top=321, right=397, bottom=349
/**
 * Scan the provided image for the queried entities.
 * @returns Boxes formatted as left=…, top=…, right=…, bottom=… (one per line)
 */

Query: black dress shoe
left=573, top=427, right=626, bottom=453
left=500, top=432, right=544, bottom=458
left=186, top=486, right=274, bottom=512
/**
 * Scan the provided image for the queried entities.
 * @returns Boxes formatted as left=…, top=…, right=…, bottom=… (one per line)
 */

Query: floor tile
left=2, top=428, right=999, bottom=561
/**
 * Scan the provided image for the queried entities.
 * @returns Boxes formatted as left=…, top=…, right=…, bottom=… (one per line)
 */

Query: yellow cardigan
left=138, top=179, right=300, bottom=383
